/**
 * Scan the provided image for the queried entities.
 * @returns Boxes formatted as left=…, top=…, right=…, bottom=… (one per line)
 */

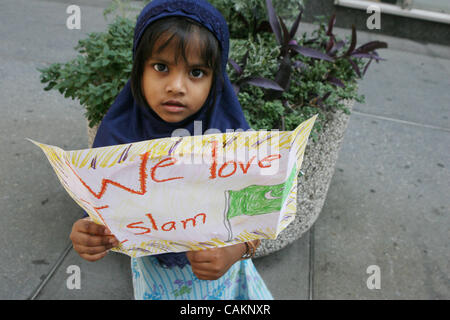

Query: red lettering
left=161, top=221, right=176, bottom=231
left=126, top=221, right=151, bottom=235
left=145, top=213, right=158, bottom=231
left=209, top=140, right=218, bottom=179
left=68, top=152, right=150, bottom=200
left=181, top=213, right=207, bottom=229
left=238, top=156, right=256, bottom=174
left=219, top=161, right=237, bottom=178
left=214, top=155, right=257, bottom=179
left=151, top=157, right=184, bottom=183
left=126, top=212, right=207, bottom=236
left=258, top=154, right=281, bottom=168
left=93, top=205, right=109, bottom=228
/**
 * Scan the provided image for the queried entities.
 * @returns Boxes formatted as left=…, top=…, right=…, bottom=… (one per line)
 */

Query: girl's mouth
left=162, top=100, right=187, bottom=113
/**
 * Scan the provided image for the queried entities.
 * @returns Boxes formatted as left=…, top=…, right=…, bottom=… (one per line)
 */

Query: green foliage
left=228, top=34, right=280, bottom=79
left=103, top=0, right=141, bottom=19
left=228, top=27, right=366, bottom=133
left=38, top=0, right=382, bottom=136
left=38, top=16, right=134, bottom=128
left=209, top=0, right=303, bottom=38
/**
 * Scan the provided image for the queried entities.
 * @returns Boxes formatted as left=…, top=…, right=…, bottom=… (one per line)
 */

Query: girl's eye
left=153, top=63, right=168, bottom=72
left=190, top=69, right=205, bottom=78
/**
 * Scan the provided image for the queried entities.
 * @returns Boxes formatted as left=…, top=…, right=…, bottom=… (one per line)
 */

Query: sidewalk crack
left=28, top=240, right=73, bottom=300
left=352, top=110, right=450, bottom=132
left=308, top=226, right=315, bottom=300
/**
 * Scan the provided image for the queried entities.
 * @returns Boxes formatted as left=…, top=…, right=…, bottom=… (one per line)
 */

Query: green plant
left=103, top=0, right=141, bottom=19
left=209, top=0, right=303, bottom=39
left=38, top=0, right=387, bottom=137
left=38, top=16, right=134, bottom=128
left=227, top=0, right=387, bottom=133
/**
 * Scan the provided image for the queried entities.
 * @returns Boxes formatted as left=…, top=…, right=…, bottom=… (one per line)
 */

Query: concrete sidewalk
left=0, top=0, right=448, bottom=300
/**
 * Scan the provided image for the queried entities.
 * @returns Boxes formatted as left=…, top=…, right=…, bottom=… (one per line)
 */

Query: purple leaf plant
left=228, top=0, right=388, bottom=112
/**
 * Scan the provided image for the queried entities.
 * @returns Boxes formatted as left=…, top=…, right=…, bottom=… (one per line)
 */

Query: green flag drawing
left=223, top=164, right=298, bottom=241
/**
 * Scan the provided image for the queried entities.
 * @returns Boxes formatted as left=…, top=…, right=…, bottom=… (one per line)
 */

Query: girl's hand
left=186, top=243, right=247, bottom=280
left=70, top=217, right=119, bottom=262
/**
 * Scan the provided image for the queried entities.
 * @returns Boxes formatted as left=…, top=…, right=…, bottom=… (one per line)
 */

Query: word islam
left=180, top=304, right=271, bottom=317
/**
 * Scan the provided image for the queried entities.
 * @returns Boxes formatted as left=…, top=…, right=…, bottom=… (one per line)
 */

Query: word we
left=127, top=213, right=206, bottom=235
left=66, top=5, right=81, bottom=30
left=366, top=5, right=381, bottom=30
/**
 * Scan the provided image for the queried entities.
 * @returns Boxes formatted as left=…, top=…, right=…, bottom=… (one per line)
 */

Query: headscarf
left=90, top=0, right=250, bottom=268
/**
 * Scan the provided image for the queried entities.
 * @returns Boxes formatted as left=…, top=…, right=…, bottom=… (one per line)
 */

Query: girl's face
left=142, top=34, right=214, bottom=123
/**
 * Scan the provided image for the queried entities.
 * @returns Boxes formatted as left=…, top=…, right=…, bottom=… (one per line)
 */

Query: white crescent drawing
left=264, top=190, right=282, bottom=200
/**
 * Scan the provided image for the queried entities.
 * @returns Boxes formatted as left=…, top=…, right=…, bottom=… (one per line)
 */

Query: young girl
left=69, top=0, right=273, bottom=300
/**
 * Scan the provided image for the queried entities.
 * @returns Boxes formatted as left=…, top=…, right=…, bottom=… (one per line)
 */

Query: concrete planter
left=256, top=99, right=354, bottom=257
left=87, top=123, right=100, bottom=149
left=86, top=99, right=354, bottom=258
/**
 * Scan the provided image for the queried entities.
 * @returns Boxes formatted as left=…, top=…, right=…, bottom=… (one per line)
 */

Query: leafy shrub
left=39, top=16, right=134, bottom=128
left=38, top=0, right=387, bottom=137
left=208, top=0, right=303, bottom=38
left=227, top=1, right=387, bottom=134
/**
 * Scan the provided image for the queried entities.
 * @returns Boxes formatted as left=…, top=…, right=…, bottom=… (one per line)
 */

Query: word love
left=208, top=141, right=281, bottom=179
left=145, top=140, right=281, bottom=183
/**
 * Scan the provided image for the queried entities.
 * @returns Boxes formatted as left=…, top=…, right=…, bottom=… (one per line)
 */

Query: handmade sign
left=28, top=115, right=317, bottom=258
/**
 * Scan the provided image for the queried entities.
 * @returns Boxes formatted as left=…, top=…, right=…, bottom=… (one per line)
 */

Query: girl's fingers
left=75, top=232, right=117, bottom=247
left=71, top=218, right=117, bottom=262
left=74, top=242, right=114, bottom=256
left=78, top=219, right=111, bottom=236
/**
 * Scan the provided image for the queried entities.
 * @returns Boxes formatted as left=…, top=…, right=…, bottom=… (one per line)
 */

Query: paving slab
left=297, top=20, right=449, bottom=300
left=312, top=43, right=449, bottom=298
left=350, top=49, right=450, bottom=130
left=314, top=113, right=449, bottom=299
left=33, top=244, right=134, bottom=300
left=33, top=231, right=310, bottom=300
left=0, top=55, right=88, bottom=299
left=251, top=232, right=311, bottom=300
left=0, top=0, right=110, bottom=64
left=0, top=0, right=112, bottom=300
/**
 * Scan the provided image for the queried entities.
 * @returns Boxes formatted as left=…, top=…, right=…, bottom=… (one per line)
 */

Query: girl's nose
left=166, top=72, right=186, bottom=95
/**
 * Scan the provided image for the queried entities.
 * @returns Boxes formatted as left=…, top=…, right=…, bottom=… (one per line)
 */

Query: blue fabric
left=131, top=256, right=274, bottom=300
left=88, top=0, right=251, bottom=268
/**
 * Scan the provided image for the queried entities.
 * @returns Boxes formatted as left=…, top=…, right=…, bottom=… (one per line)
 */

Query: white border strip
left=334, top=0, right=450, bottom=24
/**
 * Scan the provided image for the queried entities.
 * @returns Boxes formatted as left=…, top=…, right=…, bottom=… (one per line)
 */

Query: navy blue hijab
left=91, top=0, right=250, bottom=268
